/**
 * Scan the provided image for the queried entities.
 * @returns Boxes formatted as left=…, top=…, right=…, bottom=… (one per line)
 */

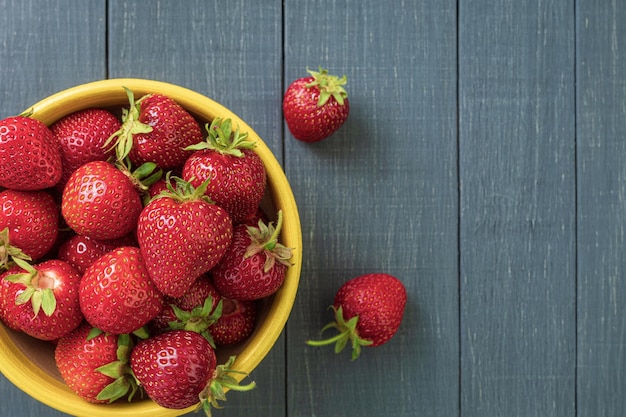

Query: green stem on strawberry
left=305, top=67, right=348, bottom=107
left=197, top=356, right=256, bottom=417
left=104, top=87, right=153, bottom=162
left=185, top=117, right=256, bottom=157
left=95, top=332, right=141, bottom=403
left=244, top=210, right=293, bottom=273
left=305, top=306, right=373, bottom=361
left=0, top=227, right=32, bottom=271
left=5, top=257, right=57, bottom=317
left=152, top=172, right=215, bottom=205
left=168, top=296, right=223, bottom=348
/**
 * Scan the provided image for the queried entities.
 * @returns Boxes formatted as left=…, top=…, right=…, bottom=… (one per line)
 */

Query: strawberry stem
left=305, top=306, right=373, bottom=361
left=305, top=67, right=348, bottom=107
left=185, top=118, right=256, bottom=157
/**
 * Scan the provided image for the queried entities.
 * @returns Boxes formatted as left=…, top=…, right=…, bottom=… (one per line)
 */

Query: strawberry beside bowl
left=0, top=79, right=302, bottom=417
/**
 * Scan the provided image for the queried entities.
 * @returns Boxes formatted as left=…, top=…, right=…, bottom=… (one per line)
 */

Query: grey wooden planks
left=577, top=2, right=626, bottom=416
left=285, top=0, right=459, bottom=416
left=459, top=0, right=576, bottom=416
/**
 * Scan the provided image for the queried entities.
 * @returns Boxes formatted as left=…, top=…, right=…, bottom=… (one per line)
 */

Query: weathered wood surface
left=1, top=0, right=626, bottom=416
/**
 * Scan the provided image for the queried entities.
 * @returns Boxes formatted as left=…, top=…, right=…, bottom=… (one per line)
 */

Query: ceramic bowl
left=0, top=78, right=302, bottom=417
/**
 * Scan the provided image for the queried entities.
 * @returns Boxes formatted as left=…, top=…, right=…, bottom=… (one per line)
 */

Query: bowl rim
left=0, top=78, right=302, bottom=417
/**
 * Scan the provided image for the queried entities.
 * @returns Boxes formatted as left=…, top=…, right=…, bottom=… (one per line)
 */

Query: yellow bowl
left=0, top=79, right=302, bottom=416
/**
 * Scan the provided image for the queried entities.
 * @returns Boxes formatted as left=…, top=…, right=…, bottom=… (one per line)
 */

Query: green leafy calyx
left=185, top=118, right=255, bottom=158
left=197, top=356, right=256, bottom=417
left=305, top=306, right=373, bottom=361
left=305, top=67, right=348, bottom=107
left=5, top=257, right=57, bottom=317
left=168, top=295, right=223, bottom=348
left=244, top=210, right=293, bottom=273
left=0, top=227, right=32, bottom=271
left=104, top=87, right=153, bottom=162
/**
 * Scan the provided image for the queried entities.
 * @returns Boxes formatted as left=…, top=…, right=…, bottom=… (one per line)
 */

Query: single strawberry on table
left=51, top=108, right=121, bottom=190
left=182, top=117, right=266, bottom=224
left=55, top=323, right=139, bottom=404
left=212, top=210, right=293, bottom=300
left=105, top=87, right=203, bottom=170
left=136, top=175, right=233, bottom=298
left=306, top=273, right=407, bottom=360
left=0, top=115, right=62, bottom=190
left=79, top=246, right=164, bottom=335
left=0, top=189, right=59, bottom=267
left=283, top=67, right=350, bottom=143
left=2, top=258, right=83, bottom=341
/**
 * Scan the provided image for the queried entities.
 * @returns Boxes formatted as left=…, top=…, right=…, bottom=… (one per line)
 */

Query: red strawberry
left=212, top=210, right=292, bottom=300
left=0, top=115, right=62, bottom=190
left=306, top=273, right=407, bottom=360
left=283, top=67, right=350, bottom=143
left=106, top=88, right=203, bottom=169
left=79, top=246, right=163, bottom=334
left=136, top=176, right=232, bottom=298
left=61, top=160, right=143, bottom=240
left=57, top=233, right=136, bottom=274
left=182, top=118, right=266, bottom=224
left=209, top=297, right=256, bottom=346
left=0, top=265, right=23, bottom=331
left=2, top=258, right=83, bottom=341
left=130, top=329, right=216, bottom=409
left=0, top=189, right=59, bottom=265
left=51, top=108, right=121, bottom=190
left=55, top=323, right=138, bottom=404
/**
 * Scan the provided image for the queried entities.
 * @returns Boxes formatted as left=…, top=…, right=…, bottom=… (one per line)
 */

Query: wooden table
left=1, top=1, right=625, bottom=416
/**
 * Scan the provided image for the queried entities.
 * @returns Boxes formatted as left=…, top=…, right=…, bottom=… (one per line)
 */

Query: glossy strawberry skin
left=4, top=260, right=83, bottom=341
left=79, top=246, right=163, bottom=334
left=0, top=189, right=59, bottom=260
left=57, top=233, right=136, bottom=274
left=61, top=160, right=143, bottom=240
left=0, top=116, right=62, bottom=190
left=0, top=266, right=23, bottom=331
left=129, top=94, right=203, bottom=169
left=283, top=76, right=350, bottom=143
left=212, top=224, right=287, bottom=300
left=209, top=297, right=256, bottom=346
left=130, top=329, right=216, bottom=409
left=182, top=148, right=266, bottom=224
left=136, top=196, right=232, bottom=298
left=51, top=108, right=121, bottom=190
left=54, top=323, right=120, bottom=404
left=334, top=273, right=406, bottom=347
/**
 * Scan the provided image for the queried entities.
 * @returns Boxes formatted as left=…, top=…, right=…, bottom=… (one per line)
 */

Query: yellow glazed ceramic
left=0, top=79, right=302, bottom=417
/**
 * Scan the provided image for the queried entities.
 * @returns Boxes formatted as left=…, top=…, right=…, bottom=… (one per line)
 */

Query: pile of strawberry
left=0, top=87, right=293, bottom=413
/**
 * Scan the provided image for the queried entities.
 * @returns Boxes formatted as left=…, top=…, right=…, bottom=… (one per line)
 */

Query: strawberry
left=0, top=189, right=59, bottom=266
left=183, top=118, right=266, bottom=224
left=79, top=246, right=164, bottom=334
left=57, top=233, right=137, bottom=274
left=0, top=265, right=23, bottom=331
left=61, top=160, right=143, bottom=240
left=51, top=108, right=121, bottom=190
left=283, top=67, right=350, bottom=143
left=306, top=273, right=407, bottom=360
left=136, top=176, right=232, bottom=298
left=209, top=297, right=256, bottom=346
left=0, top=115, right=62, bottom=190
left=211, top=210, right=292, bottom=300
left=130, top=329, right=217, bottom=410
left=106, top=88, right=203, bottom=169
left=55, top=323, right=138, bottom=404
left=2, top=258, right=83, bottom=341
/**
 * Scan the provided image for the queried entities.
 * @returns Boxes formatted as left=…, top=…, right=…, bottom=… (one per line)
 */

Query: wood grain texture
left=284, top=0, right=459, bottom=416
left=459, top=0, right=576, bottom=416
left=576, top=2, right=626, bottom=416
left=0, top=0, right=106, bottom=415
left=107, top=1, right=285, bottom=416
